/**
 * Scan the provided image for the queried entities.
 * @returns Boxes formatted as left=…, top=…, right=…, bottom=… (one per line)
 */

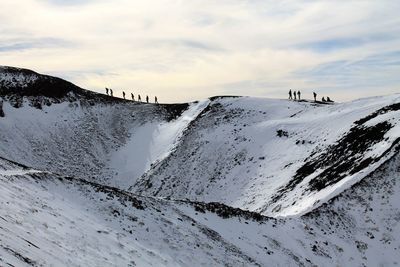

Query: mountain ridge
left=1, top=66, right=400, bottom=217
left=0, top=66, right=399, bottom=266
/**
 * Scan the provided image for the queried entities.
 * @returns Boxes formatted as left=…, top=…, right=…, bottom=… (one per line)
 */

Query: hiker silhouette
left=146, top=95, right=149, bottom=103
left=322, top=97, right=326, bottom=102
left=110, top=89, right=113, bottom=97
left=294, top=92, right=297, bottom=100
left=313, top=92, right=317, bottom=101
left=105, top=87, right=109, bottom=95
left=0, top=99, right=4, bottom=117
left=122, top=91, right=126, bottom=99
left=288, top=90, right=293, bottom=100
left=131, top=93, right=135, bottom=101
left=155, top=96, right=158, bottom=104
left=138, top=95, right=141, bottom=102
left=297, top=91, right=301, bottom=100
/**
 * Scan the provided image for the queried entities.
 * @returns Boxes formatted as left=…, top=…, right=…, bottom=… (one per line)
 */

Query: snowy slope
left=1, top=66, right=400, bottom=218
left=0, top=66, right=400, bottom=266
left=0, top=66, right=196, bottom=189
left=132, top=95, right=400, bottom=216
left=1, top=151, right=399, bottom=266
left=104, top=99, right=209, bottom=188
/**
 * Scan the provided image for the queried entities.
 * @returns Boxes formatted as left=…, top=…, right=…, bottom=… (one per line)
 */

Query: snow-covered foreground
left=1, top=66, right=400, bottom=266
left=0, top=153, right=399, bottom=266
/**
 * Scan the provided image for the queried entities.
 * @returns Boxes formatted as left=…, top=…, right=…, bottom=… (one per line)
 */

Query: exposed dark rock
left=160, top=103, right=190, bottom=121
left=0, top=66, right=132, bottom=109
left=189, top=201, right=271, bottom=223
left=354, top=102, right=400, bottom=125
left=277, top=129, right=289, bottom=138
left=209, top=95, right=240, bottom=101
left=1, top=245, right=37, bottom=266
left=271, top=103, right=400, bottom=204
left=0, top=66, right=83, bottom=98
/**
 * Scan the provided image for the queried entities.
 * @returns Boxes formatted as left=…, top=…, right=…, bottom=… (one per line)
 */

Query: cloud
left=295, top=50, right=400, bottom=99
left=0, top=0, right=399, bottom=102
left=296, top=34, right=397, bottom=53
left=0, top=38, right=74, bottom=52
left=38, top=0, right=96, bottom=6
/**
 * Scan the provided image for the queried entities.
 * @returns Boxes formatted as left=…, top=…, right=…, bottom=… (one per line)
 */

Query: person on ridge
left=322, top=96, right=326, bottom=102
left=155, top=96, right=158, bottom=104
left=105, top=87, right=109, bottom=95
left=297, top=90, right=301, bottom=100
left=0, top=99, right=4, bottom=117
left=294, top=91, right=297, bottom=100
left=131, top=93, right=135, bottom=101
left=313, top=92, right=317, bottom=102
left=288, top=89, right=293, bottom=100
left=138, top=94, right=141, bottom=102
left=122, top=91, right=126, bottom=99
left=110, top=89, right=113, bottom=97
left=146, top=95, right=149, bottom=103
left=327, top=96, right=333, bottom=102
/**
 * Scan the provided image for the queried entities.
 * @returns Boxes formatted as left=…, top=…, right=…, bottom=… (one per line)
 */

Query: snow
left=1, top=67, right=400, bottom=266
left=1, top=91, right=399, bottom=217
left=0, top=68, right=38, bottom=88
left=0, top=169, right=42, bottom=176
left=107, top=99, right=210, bottom=188
left=133, top=94, right=400, bottom=217
left=1, top=152, right=399, bottom=266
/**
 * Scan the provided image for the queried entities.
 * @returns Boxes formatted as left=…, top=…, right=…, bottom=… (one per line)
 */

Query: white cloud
left=0, top=0, right=399, bottom=102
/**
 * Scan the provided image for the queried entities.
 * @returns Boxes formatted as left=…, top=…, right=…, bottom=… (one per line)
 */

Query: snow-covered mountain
left=132, top=95, right=400, bottom=217
left=0, top=66, right=399, bottom=266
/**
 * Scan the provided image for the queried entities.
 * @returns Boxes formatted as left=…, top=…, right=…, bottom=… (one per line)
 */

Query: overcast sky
left=1, top=0, right=400, bottom=102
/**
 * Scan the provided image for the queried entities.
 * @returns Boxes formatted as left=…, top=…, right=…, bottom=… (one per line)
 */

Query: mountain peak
left=0, top=66, right=85, bottom=99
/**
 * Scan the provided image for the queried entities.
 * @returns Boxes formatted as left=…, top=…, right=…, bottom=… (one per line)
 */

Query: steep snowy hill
left=1, top=66, right=400, bottom=218
left=0, top=66, right=399, bottom=265
left=132, top=95, right=400, bottom=216
left=0, top=66, right=193, bottom=188
left=1, top=150, right=399, bottom=266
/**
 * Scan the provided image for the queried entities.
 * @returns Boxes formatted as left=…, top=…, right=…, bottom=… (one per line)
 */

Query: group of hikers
left=289, top=90, right=333, bottom=103
left=288, top=90, right=301, bottom=100
left=105, top=86, right=333, bottom=104
left=105, top=87, right=158, bottom=104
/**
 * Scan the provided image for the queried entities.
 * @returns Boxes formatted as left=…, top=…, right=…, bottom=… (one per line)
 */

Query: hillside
left=0, top=66, right=399, bottom=266
left=1, top=140, right=399, bottom=266
left=132, top=95, right=400, bottom=217
left=1, top=66, right=399, bottom=217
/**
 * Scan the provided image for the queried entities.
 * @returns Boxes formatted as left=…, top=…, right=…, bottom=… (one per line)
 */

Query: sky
left=1, top=0, right=400, bottom=103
